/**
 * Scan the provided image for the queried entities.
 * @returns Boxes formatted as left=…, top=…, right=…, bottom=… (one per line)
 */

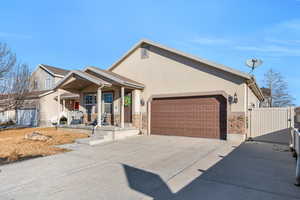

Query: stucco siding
left=111, top=46, right=246, bottom=113
left=248, top=86, right=260, bottom=109
left=31, top=67, right=63, bottom=91
left=39, top=91, right=59, bottom=126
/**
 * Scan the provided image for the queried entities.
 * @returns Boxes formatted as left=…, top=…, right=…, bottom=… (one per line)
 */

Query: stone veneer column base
left=141, top=113, right=148, bottom=135
left=227, top=112, right=246, bottom=142
left=113, top=114, right=120, bottom=127
left=132, top=114, right=141, bottom=129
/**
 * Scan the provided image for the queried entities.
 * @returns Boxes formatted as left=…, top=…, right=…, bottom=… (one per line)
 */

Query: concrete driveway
left=0, top=134, right=299, bottom=200
left=0, top=135, right=231, bottom=200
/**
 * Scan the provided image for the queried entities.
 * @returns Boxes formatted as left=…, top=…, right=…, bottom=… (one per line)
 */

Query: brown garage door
left=151, top=95, right=227, bottom=139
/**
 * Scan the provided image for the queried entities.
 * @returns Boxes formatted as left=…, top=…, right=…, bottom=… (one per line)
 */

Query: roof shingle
left=40, top=64, right=70, bottom=76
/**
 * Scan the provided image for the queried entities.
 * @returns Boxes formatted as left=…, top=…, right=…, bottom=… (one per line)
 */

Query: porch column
left=57, top=90, right=61, bottom=125
left=62, top=99, right=66, bottom=111
left=120, top=86, right=125, bottom=128
left=97, top=87, right=102, bottom=127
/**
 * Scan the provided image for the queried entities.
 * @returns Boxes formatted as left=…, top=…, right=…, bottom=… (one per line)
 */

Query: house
left=43, top=39, right=264, bottom=142
left=260, top=87, right=271, bottom=107
left=0, top=89, right=52, bottom=126
left=30, top=64, right=70, bottom=91
left=0, top=64, right=75, bottom=126
left=295, top=107, right=300, bottom=126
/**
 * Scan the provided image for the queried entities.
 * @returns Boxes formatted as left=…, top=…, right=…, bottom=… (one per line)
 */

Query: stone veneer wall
left=82, top=113, right=113, bottom=125
left=83, top=114, right=97, bottom=124
left=114, top=114, right=120, bottom=126
left=228, top=112, right=246, bottom=135
left=141, top=113, right=148, bottom=134
left=132, top=114, right=141, bottom=129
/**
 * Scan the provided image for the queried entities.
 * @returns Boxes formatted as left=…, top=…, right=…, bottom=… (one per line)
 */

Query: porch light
left=228, top=93, right=238, bottom=104
left=233, top=93, right=238, bottom=104
left=140, top=98, right=145, bottom=106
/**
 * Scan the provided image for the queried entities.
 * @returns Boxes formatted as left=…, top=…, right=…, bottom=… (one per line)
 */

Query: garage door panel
left=151, top=96, right=227, bottom=139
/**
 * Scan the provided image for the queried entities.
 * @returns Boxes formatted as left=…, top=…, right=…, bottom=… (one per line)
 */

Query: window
left=44, top=76, right=52, bottom=89
left=84, top=95, right=93, bottom=105
left=84, top=93, right=113, bottom=114
left=103, top=93, right=113, bottom=103
left=103, top=93, right=113, bottom=113
left=33, top=80, right=38, bottom=89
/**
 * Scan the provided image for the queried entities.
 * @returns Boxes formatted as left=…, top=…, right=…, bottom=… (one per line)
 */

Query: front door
left=124, top=92, right=132, bottom=123
left=86, top=105, right=92, bottom=122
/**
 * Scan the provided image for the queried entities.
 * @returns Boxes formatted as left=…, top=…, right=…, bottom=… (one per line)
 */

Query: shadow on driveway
left=123, top=129, right=300, bottom=200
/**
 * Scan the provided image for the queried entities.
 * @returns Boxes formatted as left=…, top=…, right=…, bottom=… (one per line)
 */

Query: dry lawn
left=0, top=127, right=88, bottom=163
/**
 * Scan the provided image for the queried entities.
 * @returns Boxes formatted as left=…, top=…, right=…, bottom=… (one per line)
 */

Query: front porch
left=54, top=67, right=145, bottom=131
left=57, top=121, right=141, bottom=146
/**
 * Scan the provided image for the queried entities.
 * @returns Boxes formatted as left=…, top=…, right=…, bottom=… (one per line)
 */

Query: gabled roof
left=39, top=64, right=70, bottom=77
left=60, top=92, right=80, bottom=99
left=108, top=39, right=253, bottom=80
left=55, top=70, right=112, bottom=89
left=261, top=87, right=271, bottom=97
left=0, top=89, right=53, bottom=101
left=84, top=66, right=144, bottom=89
left=107, top=39, right=264, bottom=101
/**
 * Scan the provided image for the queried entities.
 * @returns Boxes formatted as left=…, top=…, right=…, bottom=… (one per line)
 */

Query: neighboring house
left=29, top=64, right=79, bottom=126
left=30, top=64, right=69, bottom=91
left=260, top=87, right=271, bottom=107
left=0, top=64, right=76, bottom=126
left=295, top=107, right=300, bottom=126
left=0, top=90, right=49, bottom=126
left=50, top=39, right=264, bottom=142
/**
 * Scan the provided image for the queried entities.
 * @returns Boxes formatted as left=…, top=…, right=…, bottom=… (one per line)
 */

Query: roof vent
left=141, top=46, right=149, bottom=59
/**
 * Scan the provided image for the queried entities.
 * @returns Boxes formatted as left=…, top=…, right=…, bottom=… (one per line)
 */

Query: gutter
left=246, top=78, right=264, bottom=102
left=86, top=67, right=145, bottom=89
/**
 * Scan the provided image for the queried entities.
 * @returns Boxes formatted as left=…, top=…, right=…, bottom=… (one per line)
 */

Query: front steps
left=58, top=126, right=140, bottom=146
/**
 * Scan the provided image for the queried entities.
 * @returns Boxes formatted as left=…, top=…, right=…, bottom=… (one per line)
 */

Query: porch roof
left=60, top=92, right=80, bottom=99
left=55, top=69, right=144, bottom=91
left=84, top=66, right=145, bottom=89
left=55, top=70, right=112, bottom=91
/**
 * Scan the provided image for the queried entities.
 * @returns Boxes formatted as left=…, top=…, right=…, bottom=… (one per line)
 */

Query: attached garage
left=150, top=95, right=227, bottom=139
left=17, top=108, right=38, bottom=127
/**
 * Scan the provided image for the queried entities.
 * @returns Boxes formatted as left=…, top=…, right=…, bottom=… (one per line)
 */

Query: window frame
left=103, top=92, right=113, bottom=114
left=33, top=80, right=38, bottom=89
left=84, top=94, right=95, bottom=105
left=44, top=75, right=52, bottom=89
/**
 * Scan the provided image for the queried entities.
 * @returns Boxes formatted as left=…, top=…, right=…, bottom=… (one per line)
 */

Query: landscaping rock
left=24, top=132, right=51, bottom=141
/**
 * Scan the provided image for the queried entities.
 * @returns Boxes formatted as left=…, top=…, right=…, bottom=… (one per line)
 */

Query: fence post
left=248, top=108, right=252, bottom=139
left=295, top=129, right=300, bottom=186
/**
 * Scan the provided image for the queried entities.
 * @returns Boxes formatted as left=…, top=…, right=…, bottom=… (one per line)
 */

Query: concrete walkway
left=0, top=133, right=299, bottom=200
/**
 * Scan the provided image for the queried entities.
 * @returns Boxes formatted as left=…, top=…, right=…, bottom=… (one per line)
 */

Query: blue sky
left=1, top=0, right=299, bottom=105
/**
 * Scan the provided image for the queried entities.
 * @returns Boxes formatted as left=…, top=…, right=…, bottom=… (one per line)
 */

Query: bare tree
left=263, top=68, right=295, bottom=107
left=0, top=42, right=30, bottom=112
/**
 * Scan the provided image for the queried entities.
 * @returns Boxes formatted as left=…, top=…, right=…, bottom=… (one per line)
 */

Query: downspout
left=246, top=83, right=249, bottom=138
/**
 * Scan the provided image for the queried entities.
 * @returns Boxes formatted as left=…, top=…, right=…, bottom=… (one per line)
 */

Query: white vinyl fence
left=249, top=107, right=294, bottom=138
left=16, top=108, right=38, bottom=126
left=0, top=110, right=16, bottom=124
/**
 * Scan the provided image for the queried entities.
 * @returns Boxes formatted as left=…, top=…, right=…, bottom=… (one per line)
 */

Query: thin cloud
left=265, top=38, right=300, bottom=45
left=235, top=45, right=300, bottom=56
left=274, top=19, right=300, bottom=31
left=191, top=37, right=230, bottom=45
left=281, top=19, right=300, bottom=30
left=0, top=32, right=32, bottom=39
